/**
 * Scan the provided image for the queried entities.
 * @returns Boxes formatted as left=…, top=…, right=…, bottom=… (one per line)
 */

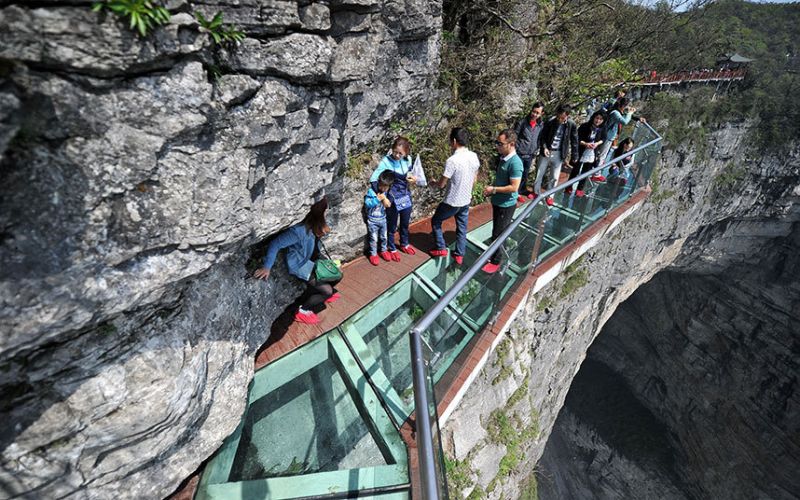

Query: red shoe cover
left=369, top=255, right=379, bottom=266
left=481, top=262, right=500, bottom=274
left=295, top=311, right=320, bottom=324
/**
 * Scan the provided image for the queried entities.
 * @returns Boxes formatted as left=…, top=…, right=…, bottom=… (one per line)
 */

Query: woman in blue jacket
left=597, top=97, right=645, bottom=167
left=253, top=197, right=340, bottom=324
left=369, top=136, right=417, bottom=261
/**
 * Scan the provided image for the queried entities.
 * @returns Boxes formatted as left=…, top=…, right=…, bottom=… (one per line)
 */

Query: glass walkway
left=194, top=123, right=663, bottom=500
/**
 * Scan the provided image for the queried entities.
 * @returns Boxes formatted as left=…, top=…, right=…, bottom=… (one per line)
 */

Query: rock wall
left=439, top=123, right=800, bottom=499
left=0, top=1, right=441, bottom=498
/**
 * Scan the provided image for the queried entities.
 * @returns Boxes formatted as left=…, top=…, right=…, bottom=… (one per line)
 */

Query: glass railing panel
left=421, top=344, right=449, bottom=500
left=543, top=202, right=579, bottom=250
left=415, top=241, right=518, bottom=332
left=552, top=190, right=604, bottom=234
left=465, top=220, right=538, bottom=275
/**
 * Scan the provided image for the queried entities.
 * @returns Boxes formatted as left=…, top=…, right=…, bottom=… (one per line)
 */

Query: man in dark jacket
left=514, top=102, right=545, bottom=201
left=533, top=104, right=579, bottom=206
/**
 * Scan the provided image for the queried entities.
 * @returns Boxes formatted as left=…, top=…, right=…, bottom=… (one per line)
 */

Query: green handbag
left=314, top=241, right=342, bottom=283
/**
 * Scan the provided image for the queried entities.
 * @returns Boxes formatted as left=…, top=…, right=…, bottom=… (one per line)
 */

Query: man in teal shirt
left=482, top=129, right=523, bottom=273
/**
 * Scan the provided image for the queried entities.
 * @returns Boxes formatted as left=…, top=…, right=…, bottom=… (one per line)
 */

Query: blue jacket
left=262, top=223, right=320, bottom=281
left=364, top=188, right=387, bottom=221
left=370, top=154, right=413, bottom=210
left=605, top=110, right=634, bottom=144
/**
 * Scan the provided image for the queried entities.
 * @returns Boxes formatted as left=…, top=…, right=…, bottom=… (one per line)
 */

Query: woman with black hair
left=254, top=197, right=341, bottom=325
left=608, top=138, right=636, bottom=186
left=596, top=97, right=645, bottom=167
left=566, top=110, right=607, bottom=197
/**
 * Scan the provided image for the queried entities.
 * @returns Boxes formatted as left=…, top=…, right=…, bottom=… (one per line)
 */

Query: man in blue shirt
left=482, top=129, right=523, bottom=274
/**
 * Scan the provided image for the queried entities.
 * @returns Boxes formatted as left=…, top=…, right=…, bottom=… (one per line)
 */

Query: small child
left=364, top=171, right=395, bottom=266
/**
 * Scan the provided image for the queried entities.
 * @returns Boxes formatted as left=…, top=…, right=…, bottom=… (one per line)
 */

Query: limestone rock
left=0, top=0, right=442, bottom=497
left=222, top=34, right=335, bottom=82
left=193, top=0, right=301, bottom=36
left=0, top=5, right=206, bottom=76
left=300, top=2, right=332, bottom=31
left=330, top=34, right=379, bottom=82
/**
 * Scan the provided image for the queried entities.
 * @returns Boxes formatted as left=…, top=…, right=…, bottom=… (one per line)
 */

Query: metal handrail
left=408, top=121, right=663, bottom=500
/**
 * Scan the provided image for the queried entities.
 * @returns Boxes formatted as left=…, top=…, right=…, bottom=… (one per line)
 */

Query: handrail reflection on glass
left=408, top=121, right=662, bottom=500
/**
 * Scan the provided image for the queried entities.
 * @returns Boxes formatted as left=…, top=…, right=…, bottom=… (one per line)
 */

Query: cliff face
left=439, top=123, right=800, bottom=499
left=538, top=227, right=800, bottom=499
left=0, top=2, right=441, bottom=498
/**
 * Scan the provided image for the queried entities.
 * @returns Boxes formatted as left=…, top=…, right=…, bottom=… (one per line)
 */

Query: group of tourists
left=253, top=90, right=646, bottom=325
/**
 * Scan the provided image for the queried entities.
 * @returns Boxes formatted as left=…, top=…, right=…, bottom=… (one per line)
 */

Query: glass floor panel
left=196, top=333, right=409, bottom=500
left=339, top=275, right=477, bottom=423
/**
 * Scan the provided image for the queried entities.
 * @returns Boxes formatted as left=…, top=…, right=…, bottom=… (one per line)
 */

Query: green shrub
left=713, top=161, right=747, bottom=191
left=444, top=455, right=474, bottom=497
left=195, top=11, right=245, bottom=45
left=92, top=0, right=170, bottom=37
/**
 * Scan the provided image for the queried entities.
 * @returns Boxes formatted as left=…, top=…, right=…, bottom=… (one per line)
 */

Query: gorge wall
left=439, top=123, right=800, bottom=499
left=0, top=2, right=441, bottom=498
left=537, top=231, right=800, bottom=499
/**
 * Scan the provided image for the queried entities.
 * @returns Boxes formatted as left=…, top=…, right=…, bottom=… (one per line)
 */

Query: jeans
left=597, top=141, right=614, bottom=172
left=367, top=218, right=388, bottom=255
left=431, top=203, right=470, bottom=257
left=519, top=155, right=535, bottom=194
left=489, top=204, right=516, bottom=265
left=386, top=204, right=412, bottom=251
left=534, top=151, right=563, bottom=195
left=567, top=161, right=597, bottom=191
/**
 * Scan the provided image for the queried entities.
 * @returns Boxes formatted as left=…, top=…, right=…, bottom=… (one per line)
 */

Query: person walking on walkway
left=566, top=110, right=607, bottom=197
left=534, top=104, right=579, bottom=206
left=254, top=196, right=341, bottom=325
left=514, top=102, right=545, bottom=202
left=430, top=128, right=480, bottom=266
left=482, top=129, right=523, bottom=274
left=370, top=136, right=418, bottom=261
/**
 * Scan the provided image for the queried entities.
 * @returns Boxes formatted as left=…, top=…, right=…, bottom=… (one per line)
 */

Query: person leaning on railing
left=566, top=110, right=608, bottom=198
left=253, top=196, right=342, bottom=325
left=596, top=97, right=646, bottom=168
left=481, top=129, right=523, bottom=275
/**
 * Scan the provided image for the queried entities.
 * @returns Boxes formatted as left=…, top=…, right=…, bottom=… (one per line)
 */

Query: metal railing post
left=410, top=328, right=440, bottom=500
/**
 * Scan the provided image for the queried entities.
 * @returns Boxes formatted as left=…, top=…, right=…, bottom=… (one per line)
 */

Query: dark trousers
left=489, top=204, right=516, bottom=265
left=518, top=155, right=535, bottom=194
left=386, top=204, right=412, bottom=251
left=431, top=203, right=470, bottom=256
left=567, top=161, right=597, bottom=191
left=302, top=276, right=341, bottom=313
